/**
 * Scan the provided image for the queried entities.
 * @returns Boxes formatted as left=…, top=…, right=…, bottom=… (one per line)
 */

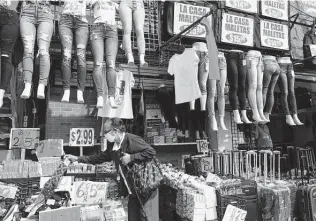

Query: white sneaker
left=77, top=90, right=84, bottom=104
left=37, top=84, right=45, bottom=99
left=21, top=83, right=32, bottom=99
left=96, top=96, right=104, bottom=108
left=61, top=89, right=70, bottom=103
left=0, top=89, right=4, bottom=109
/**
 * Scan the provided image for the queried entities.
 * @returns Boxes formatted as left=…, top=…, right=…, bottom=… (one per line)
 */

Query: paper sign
left=36, top=139, right=64, bottom=158
left=223, top=204, right=247, bottom=221
left=71, top=181, right=108, bottom=205
left=173, top=3, right=211, bottom=38
left=260, top=20, right=289, bottom=50
left=0, top=183, right=18, bottom=199
left=69, top=128, right=94, bottom=147
left=9, top=128, right=40, bottom=149
left=225, top=0, right=258, bottom=13
left=261, top=0, right=288, bottom=21
left=40, top=176, right=73, bottom=192
left=197, top=140, right=209, bottom=153
left=221, top=13, right=254, bottom=47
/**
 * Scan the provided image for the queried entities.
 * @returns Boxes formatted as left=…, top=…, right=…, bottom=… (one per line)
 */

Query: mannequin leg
left=36, top=20, right=53, bottom=99
left=238, top=55, right=250, bottom=123
left=119, top=4, right=134, bottom=65
left=207, top=79, right=218, bottom=131
left=59, top=18, right=73, bottom=103
left=198, top=52, right=208, bottom=111
left=90, top=25, right=105, bottom=108
left=133, top=8, right=147, bottom=67
left=105, top=25, right=119, bottom=109
left=246, top=59, right=262, bottom=122
left=75, top=21, right=89, bottom=104
left=256, top=60, right=268, bottom=121
left=190, top=100, right=195, bottom=110
left=217, top=56, right=227, bottom=130
left=20, top=18, right=36, bottom=99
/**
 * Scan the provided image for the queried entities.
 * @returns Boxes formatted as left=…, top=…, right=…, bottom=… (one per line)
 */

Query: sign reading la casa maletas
left=225, top=0, right=258, bottom=13
left=260, top=20, right=289, bottom=50
left=261, top=0, right=289, bottom=21
left=221, top=12, right=254, bottom=47
left=173, top=2, right=211, bottom=38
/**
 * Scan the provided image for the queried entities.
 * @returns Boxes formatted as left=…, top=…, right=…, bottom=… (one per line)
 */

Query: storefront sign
left=260, top=20, right=289, bottom=50
left=173, top=2, right=210, bottom=38
left=221, top=13, right=254, bottom=47
left=223, top=204, right=247, bottom=221
left=69, top=128, right=94, bottom=147
left=71, top=181, right=108, bottom=205
left=261, top=0, right=288, bottom=21
left=0, top=183, right=18, bottom=199
left=225, top=0, right=258, bottom=13
left=36, top=139, right=64, bottom=158
left=9, top=128, right=40, bottom=149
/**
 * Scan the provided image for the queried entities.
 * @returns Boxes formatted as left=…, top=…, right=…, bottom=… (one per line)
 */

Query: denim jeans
left=0, top=9, right=19, bottom=91
left=217, top=52, right=227, bottom=117
left=20, top=3, right=53, bottom=86
left=227, top=50, right=247, bottom=111
left=59, top=14, right=89, bottom=91
left=246, top=50, right=264, bottom=113
left=263, top=56, right=280, bottom=114
left=90, top=23, right=118, bottom=97
left=277, top=57, right=297, bottom=115
left=196, top=50, right=209, bottom=95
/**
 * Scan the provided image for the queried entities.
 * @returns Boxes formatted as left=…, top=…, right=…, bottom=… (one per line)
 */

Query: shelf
left=152, top=142, right=197, bottom=147
left=271, top=106, right=316, bottom=117
left=0, top=114, right=12, bottom=118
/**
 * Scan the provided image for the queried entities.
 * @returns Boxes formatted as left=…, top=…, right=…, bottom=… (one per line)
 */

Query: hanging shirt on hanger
left=168, top=48, right=201, bottom=104
left=201, top=16, right=220, bottom=80
left=98, top=69, right=134, bottom=119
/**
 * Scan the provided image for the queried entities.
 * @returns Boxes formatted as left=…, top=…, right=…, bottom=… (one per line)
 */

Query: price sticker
left=0, top=183, right=18, bottom=199
left=36, top=139, right=64, bottom=158
left=9, top=128, right=40, bottom=149
left=197, top=139, right=209, bottom=153
left=222, top=204, right=247, bottom=221
left=69, top=128, right=94, bottom=147
left=71, top=181, right=108, bottom=205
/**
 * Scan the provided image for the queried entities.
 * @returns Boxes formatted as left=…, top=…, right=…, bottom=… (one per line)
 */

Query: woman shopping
left=66, top=118, right=159, bottom=221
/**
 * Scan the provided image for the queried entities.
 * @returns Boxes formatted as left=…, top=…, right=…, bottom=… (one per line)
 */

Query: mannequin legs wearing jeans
left=20, top=3, right=53, bottom=100
left=262, top=56, right=280, bottom=122
left=59, top=14, right=89, bottom=104
left=227, top=50, right=251, bottom=124
left=246, top=50, right=267, bottom=122
left=0, top=9, right=19, bottom=108
left=277, top=57, right=303, bottom=125
left=90, top=23, right=118, bottom=109
left=217, top=52, right=228, bottom=130
left=119, top=0, right=147, bottom=67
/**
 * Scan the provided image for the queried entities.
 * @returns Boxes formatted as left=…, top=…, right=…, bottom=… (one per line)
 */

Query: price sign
left=9, top=128, right=40, bottom=149
left=197, top=139, right=209, bottom=153
left=0, top=183, right=18, bottom=199
left=71, top=181, right=108, bottom=205
left=69, top=128, right=94, bottom=147
left=223, top=204, right=247, bottom=221
left=36, top=139, right=64, bottom=158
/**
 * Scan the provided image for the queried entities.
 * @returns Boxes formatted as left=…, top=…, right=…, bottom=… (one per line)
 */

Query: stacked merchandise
left=146, top=121, right=178, bottom=145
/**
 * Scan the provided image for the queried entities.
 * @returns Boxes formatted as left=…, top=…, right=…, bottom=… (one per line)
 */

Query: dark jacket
left=303, top=26, right=316, bottom=66
left=78, top=133, right=156, bottom=197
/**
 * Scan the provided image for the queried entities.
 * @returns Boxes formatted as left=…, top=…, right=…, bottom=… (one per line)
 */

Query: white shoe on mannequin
left=108, top=96, right=118, bottom=109
left=259, top=109, right=270, bottom=122
left=286, top=115, right=296, bottom=126
left=292, top=114, right=303, bottom=125
left=96, top=96, right=104, bottom=108
left=21, top=83, right=32, bottom=99
left=139, top=53, right=148, bottom=68
left=37, top=84, right=45, bottom=99
left=252, top=109, right=263, bottom=122
left=219, top=116, right=228, bottom=130
left=211, top=115, right=218, bottom=131
left=77, top=90, right=84, bottom=104
left=61, top=89, right=70, bottom=103
left=127, top=53, right=134, bottom=65
left=195, top=131, right=201, bottom=140
left=241, top=110, right=251, bottom=124
left=0, top=89, right=5, bottom=109
left=233, top=110, right=243, bottom=124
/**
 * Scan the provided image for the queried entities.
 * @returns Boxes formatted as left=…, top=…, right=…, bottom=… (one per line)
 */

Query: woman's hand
left=65, top=154, right=79, bottom=163
left=120, top=153, right=131, bottom=165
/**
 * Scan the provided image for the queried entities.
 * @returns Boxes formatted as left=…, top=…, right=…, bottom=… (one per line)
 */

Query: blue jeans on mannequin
left=90, top=23, right=118, bottom=108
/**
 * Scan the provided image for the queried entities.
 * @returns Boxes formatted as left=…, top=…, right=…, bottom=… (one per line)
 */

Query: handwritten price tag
left=9, top=128, right=40, bottom=149
left=69, top=128, right=94, bottom=147
left=0, top=183, right=18, bottom=199
left=223, top=204, right=247, bottom=221
left=36, top=139, right=64, bottom=158
left=71, top=181, right=108, bottom=205
left=197, top=139, right=209, bottom=153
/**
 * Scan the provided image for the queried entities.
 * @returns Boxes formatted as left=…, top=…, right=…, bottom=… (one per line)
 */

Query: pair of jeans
left=262, top=56, right=281, bottom=114
left=90, top=23, right=118, bottom=97
left=246, top=50, right=264, bottom=113
left=190, top=100, right=206, bottom=131
left=119, top=1, right=145, bottom=55
left=176, top=102, right=189, bottom=131
left=0, top=8, right=19, bottom=91
left=20, top=3, right=53, bottom=86
left=217, top=52, right=227, bottom=117
left=226, top=50, right=247, bottom=111
left=155, top=86, right=178, bottom=128
left=195, top=50, right=209, bottom=95
left=59, top=14, right=89, bottom=91
left=277, top=57, right=297, bottom=115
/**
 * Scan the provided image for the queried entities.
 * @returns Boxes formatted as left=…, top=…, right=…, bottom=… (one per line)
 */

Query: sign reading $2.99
left=69, top=128, right=94, bottom=147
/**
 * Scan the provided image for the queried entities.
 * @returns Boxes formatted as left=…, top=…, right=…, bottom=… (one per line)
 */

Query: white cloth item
left=91, top=0, right=118, bottom=25
left=98, top=69, right=134, bottom=119
left=0, top=0, right=10, bottom=7
left=62, top=0, right=88, bottom=22
left=168, top=48, right=201, bottom=104
left=112, top=132, right=125, bottom=151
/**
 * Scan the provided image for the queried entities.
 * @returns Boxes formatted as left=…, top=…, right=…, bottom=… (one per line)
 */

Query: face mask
left=105, top=132, right=116, bottom=143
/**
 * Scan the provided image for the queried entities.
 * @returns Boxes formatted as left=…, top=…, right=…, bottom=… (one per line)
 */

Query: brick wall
left=45, top=87, right=102, bottom=143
